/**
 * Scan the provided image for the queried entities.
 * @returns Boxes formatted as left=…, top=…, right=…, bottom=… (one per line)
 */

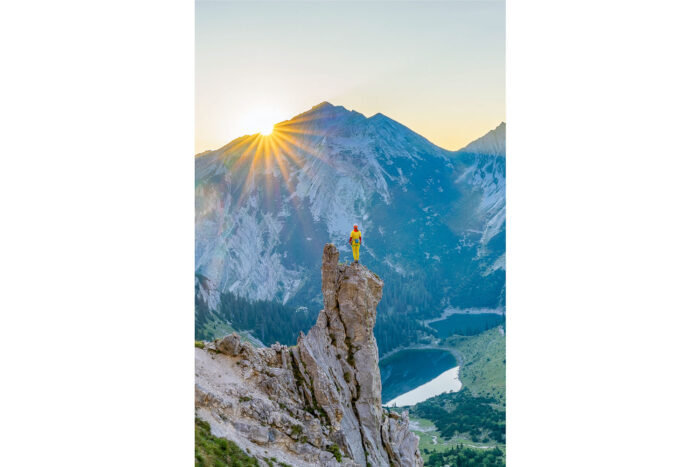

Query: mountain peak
left=311, top=101, right=334, bottom=110
left=281, top=101, right=359, bottom=127
left=458, top=122, right=506, bottom=157
left=305, top=101, right=352, bottom=116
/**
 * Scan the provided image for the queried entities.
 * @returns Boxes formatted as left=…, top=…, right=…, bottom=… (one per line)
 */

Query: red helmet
left=353, top=224, right=358, bottom=229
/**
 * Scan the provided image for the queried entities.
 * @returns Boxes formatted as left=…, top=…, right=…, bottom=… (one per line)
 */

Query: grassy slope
left=195, top=418, right=259, bottom=467
left=445, top=326, right=505, bottom=405
left=199, top=313, right=236, bottom=341
left=199, top=316, right=264, bottom=348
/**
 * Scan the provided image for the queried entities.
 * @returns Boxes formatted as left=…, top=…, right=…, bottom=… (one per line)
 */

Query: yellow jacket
left=349, top=229, right=362, bottom=246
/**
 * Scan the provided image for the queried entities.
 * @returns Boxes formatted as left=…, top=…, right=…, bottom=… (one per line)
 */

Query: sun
left=239, top=108, right=284, bottom=137
left=259, top=121, right=275, bottom=136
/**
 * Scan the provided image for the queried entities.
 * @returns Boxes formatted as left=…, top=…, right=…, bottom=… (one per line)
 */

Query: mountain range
left=195, top=102, right=505, bottom=354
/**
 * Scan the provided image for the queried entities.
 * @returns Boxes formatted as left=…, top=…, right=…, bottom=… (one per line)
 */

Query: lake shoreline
left=379, top=344, right=465, bottom=368
left=421, top=306, right=505, bottom=327
left=383, top=366, right=462, bottom=407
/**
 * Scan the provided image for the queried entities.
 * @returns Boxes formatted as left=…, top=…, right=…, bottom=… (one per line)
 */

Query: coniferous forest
left=195, top=292, right=316, bottom=346
left=409, top=390, right=505, bottom=443
left=423, top=445, right=505, bottom=467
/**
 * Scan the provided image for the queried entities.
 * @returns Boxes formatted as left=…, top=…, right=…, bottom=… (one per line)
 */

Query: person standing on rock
left=349, top=224, right=362, bottom=263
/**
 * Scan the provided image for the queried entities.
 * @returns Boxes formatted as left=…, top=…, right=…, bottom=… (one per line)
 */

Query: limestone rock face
left=195, top=244, right=422, bottom=466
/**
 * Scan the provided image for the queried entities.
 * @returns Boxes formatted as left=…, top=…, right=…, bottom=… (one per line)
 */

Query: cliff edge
left=195, top=243, right=423, bottom=466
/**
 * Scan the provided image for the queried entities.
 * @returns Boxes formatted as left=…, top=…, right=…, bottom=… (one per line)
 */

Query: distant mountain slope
left=195, top=103, right=505, bottom=351
left=457, top=122, right=505, bottom=157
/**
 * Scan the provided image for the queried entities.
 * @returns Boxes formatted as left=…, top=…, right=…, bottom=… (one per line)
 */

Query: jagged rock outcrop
left=195, top=244, right=422, bottom=466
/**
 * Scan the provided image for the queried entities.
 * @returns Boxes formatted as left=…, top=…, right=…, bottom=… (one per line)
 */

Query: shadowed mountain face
left=195, top=102, right=505, bottom=348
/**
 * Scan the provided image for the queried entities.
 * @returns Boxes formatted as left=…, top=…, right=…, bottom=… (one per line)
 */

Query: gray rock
left=195, top=243, right=422, bottom=466
left=214, top=333, right=242, bottom=356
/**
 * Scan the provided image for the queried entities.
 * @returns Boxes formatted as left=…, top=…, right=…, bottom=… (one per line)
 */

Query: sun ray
left=218, top=136, right=256, bottom=169
left=262, top=135, right=277, bottom=212
left=271, top=137, right=306, bottom=216
left=213, top=106, right=350, bottom=233
left=272, top=131, right=307, bottom=167
left=234, top=135, right=264, bottom=210
left=274, top=127, right=320, bottom=162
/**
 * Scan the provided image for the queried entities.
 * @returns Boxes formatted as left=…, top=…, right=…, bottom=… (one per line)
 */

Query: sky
left=195, top=0, right=504, bottom=154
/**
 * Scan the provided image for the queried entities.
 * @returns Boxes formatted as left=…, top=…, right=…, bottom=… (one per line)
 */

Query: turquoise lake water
left=379, top=348, right=456, bottom=402
left=428, top=313, right=504, bottom=338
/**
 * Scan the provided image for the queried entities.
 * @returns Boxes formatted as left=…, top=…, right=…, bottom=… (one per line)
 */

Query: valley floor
left=387, top=326, right=506, bottom=461
left=411, top=416, right=504, bottom=459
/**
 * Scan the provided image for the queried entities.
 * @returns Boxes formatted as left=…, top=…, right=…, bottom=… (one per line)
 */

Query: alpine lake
left=379, top=312, right=504, bottom=406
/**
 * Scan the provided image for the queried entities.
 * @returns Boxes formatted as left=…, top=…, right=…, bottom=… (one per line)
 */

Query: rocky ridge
left=195, top=244, right=422, bottom=466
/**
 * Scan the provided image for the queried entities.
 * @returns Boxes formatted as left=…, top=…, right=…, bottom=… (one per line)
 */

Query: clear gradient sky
left=195, top=0, right=504, bottom=154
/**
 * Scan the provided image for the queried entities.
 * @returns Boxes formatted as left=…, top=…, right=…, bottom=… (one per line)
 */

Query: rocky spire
left=195, top=244, right=422, bottom=466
